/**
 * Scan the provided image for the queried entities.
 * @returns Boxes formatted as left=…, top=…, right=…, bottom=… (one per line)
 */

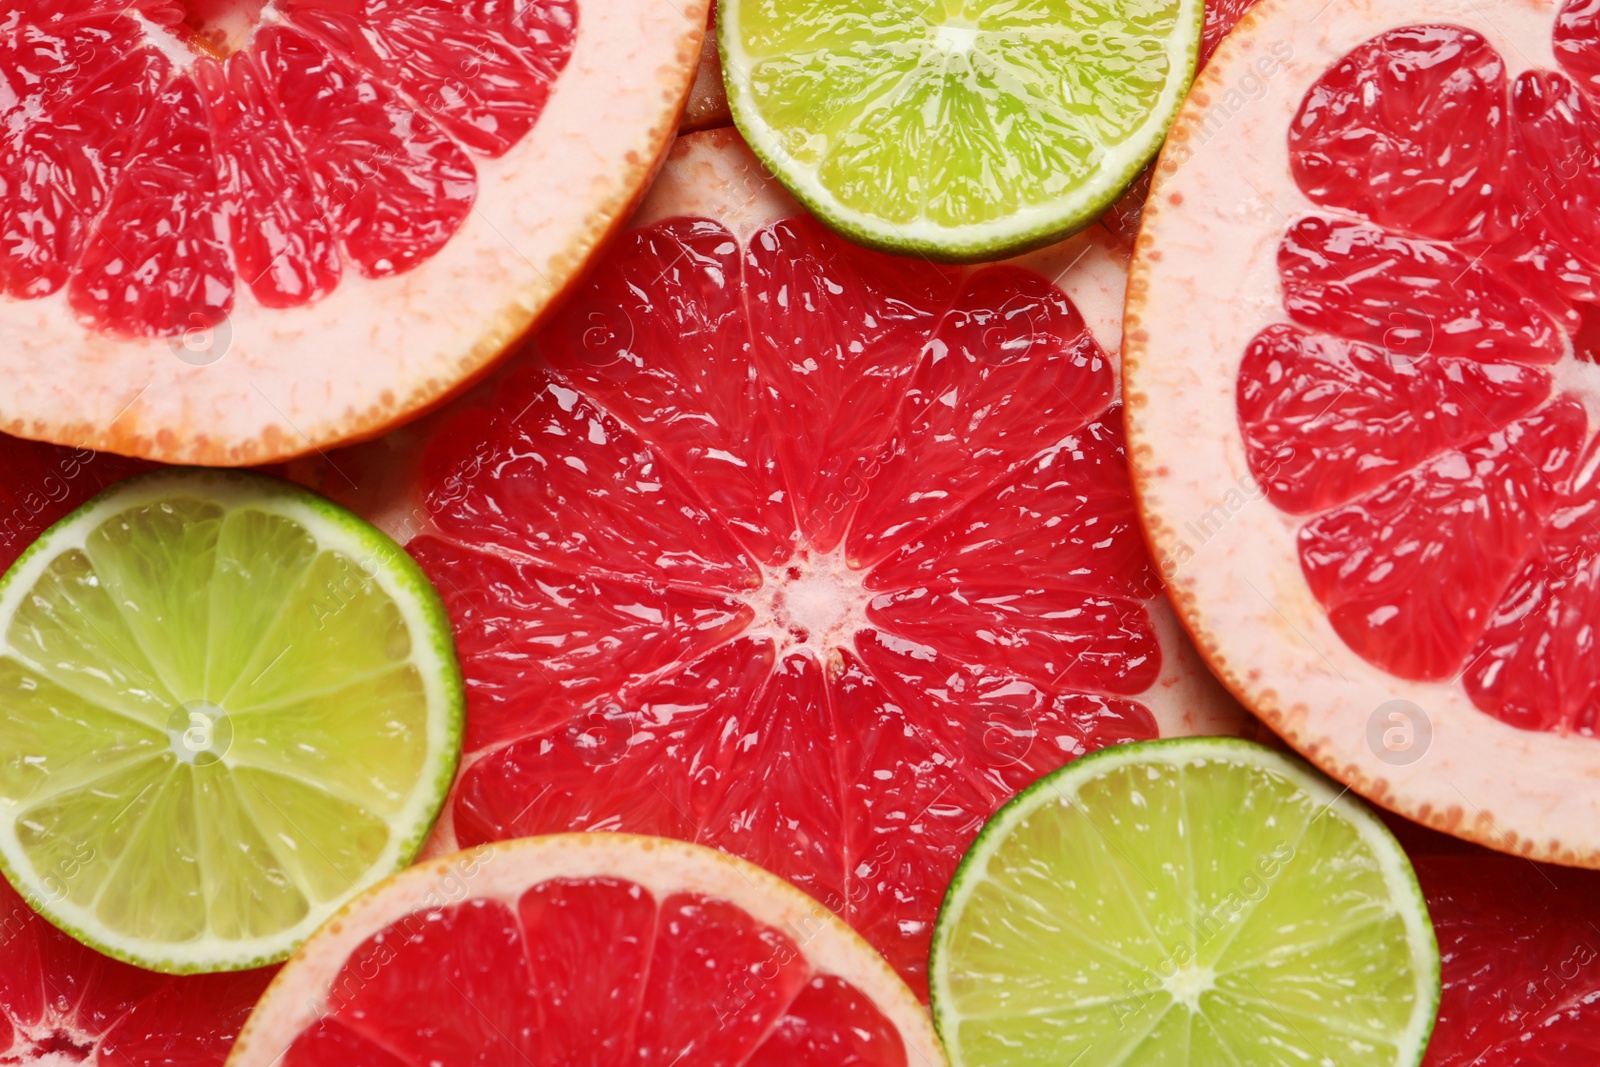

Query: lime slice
left=0, top=469, right=463, bottom=974
left=719, top=0, right=1204, bottom=260
left=929, top=737, right=1439, bottom=1066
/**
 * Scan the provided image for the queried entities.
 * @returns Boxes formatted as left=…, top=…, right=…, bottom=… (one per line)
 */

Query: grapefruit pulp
left=0, top=0, right=706, bottom=465
left=1418, top=854, right=1600, bottom=1065
left=0, top=875, right=273, bottom=1065
left=302, top=126, right=1247, bottom=997
left=226, top=835, right=944, bottom=1066
left=1127, top=0, right=1600, bottom=864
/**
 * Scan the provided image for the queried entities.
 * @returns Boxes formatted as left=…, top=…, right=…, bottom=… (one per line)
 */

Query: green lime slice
left=930, top=737, right=1439, bottom=1066
left=0, top=469, right=463, bottom=973
left=719, top=0, right=1203, bottom=261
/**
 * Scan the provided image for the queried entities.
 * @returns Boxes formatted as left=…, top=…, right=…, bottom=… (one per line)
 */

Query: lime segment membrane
left=720, top=0, right=1204, bottom=259
left=930, top=738, right=1439, bottom=1067
left=0, top=469, right=463, bottom=973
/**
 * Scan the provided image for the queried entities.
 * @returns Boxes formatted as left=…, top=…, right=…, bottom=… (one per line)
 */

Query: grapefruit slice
left=0, top=0, right=706, bottom=466
left=297, top=126, right=1247, bottom=997
left=0, top=875, right=273, bottom=1064
left=1418, top=854, right=1600, bottom=1064
left=1127, top=0, right=1600, bottom=865
left=225, top=834, right=944, bottom=1067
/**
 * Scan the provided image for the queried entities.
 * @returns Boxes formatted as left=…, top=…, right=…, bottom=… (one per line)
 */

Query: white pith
left=225, top=835, right=948, bottom=1067
left=0, top=0, right=706, bottom=464
left=744, top=549, right=875, bottom=663
left=0, top=471, right=460, bottom=971
left=929, top=739, right=1439, bottom=1067
left=719, top=0, right=1206, bottom=256
left=1126, top=0, right=1600, bottom=864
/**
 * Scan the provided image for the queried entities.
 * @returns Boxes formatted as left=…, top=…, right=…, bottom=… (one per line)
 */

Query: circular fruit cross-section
left=0, top=469, right=464, bottom=973
left=1126, top=0, right=1600, bottom=865
left=226, top=834, right=944, bottom=1066
left=0, top=0, right=706, bottom=465
left=719, top=0, right=1205, bottom=261
left=302, top=126, right=1247, bottom=997
left=930, top=738, right=1440, bottom=1067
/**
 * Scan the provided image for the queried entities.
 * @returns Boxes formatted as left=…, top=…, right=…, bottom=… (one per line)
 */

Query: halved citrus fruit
left=1126, top=0, right=1600, bottom=865
left=718, top=0, right=1205, bottom=260
left=930, top=738, right=1440, bottom=1067
left=226, top=834, right=944, bottom=1066
left=294, top=125, right=1248, bottom=997
left=0, top=876, right=274, bottom=1064
left=1417, top=853, right=1600, bottom=1064
left=0, top=0, right=706, bottom=465
left=0, top=468, right=463, bottom=972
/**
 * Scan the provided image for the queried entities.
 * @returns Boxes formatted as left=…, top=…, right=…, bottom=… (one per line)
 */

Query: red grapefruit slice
left=225, top=834, right=943, bottom=1067
left=0, top=0, right=706, bottom=465
left=0, top=875, right=273, bottom=1064
left=297, top=126, right=1247, bottom=997
left=1127, top=0, right=1600, bottom=864
left=1418, top=854, right=1600, bottom=1064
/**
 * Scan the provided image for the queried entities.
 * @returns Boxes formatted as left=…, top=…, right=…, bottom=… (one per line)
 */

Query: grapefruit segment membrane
left=304, top=127, right=1246, bottom=997
left=1127, top=0, right=1600, bottom=863
left=224, top=835, right=946, bottom=1067
left=0, top=0, right=707, bottom=465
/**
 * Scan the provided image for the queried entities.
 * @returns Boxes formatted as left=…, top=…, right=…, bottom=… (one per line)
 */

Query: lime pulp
left=929, top=737, right=1440, bottom=1066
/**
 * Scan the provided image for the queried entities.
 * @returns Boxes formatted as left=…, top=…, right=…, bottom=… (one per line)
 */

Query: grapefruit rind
left=1123, top=0, right=1600, bottom=868
left=0, top=469, right=464, bottom=974
left=225, top=833, right=948, bottom=1067
left=928, top=736, right=1441, bottom=1067
left=0, top=0, right=709, bottom=467
left=717, top=0, right=1206, bottom=262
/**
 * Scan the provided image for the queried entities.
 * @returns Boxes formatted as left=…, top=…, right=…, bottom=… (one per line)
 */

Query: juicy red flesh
left=1418, top=856, right=1600, bottom=1066
left=282, top=878, right=907, bottom=1067
left=1239, top=8, right=1600, bottom=730
left=412, top=214, right=1162, bottom=995
left=0, top=877, right=274, bottom=1065
left=0, top=0, right=576, bottom=337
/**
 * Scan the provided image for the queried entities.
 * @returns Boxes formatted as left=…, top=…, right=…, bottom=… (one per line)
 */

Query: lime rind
left=0, top=468, right=464, bottom=974
left=928, top=737, right=1440, bottom=1067
left=719, top=0, right=1205, bottom=262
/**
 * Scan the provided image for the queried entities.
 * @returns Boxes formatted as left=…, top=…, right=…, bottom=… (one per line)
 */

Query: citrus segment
left=1126, top=0, right=1600, bottom=862
left=0, top=0, right=706, bottom=464
left=0, top=875, right=274, bottom=1064
left=306, top=128, right=1245, bottom=995
left=719, top=0, right=1205, bottom=258
left=225, top=836, right=945, bottom=1067
left=929, top=739, right=1440, bottom=1067
left=0, top=469, right=463, bottom=971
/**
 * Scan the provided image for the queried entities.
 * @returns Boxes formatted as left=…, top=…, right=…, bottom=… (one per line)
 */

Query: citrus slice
left=225, top=834, right=944, bottom=1066
left=0, top=876, right=274, bottom=1064
left=1417, top=854, right=1600, bottom=1064
left=929, top=737, right=1440, bottom=1067
left=1126, top=0, right=1600, bottom=865
left=717, top=0, right=1205, bottom=260
left=0, top=0, right=706, bottom=465
left=0, top=468, right=463, bottom=973
left=293, top=126, right=1247, bottom=998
